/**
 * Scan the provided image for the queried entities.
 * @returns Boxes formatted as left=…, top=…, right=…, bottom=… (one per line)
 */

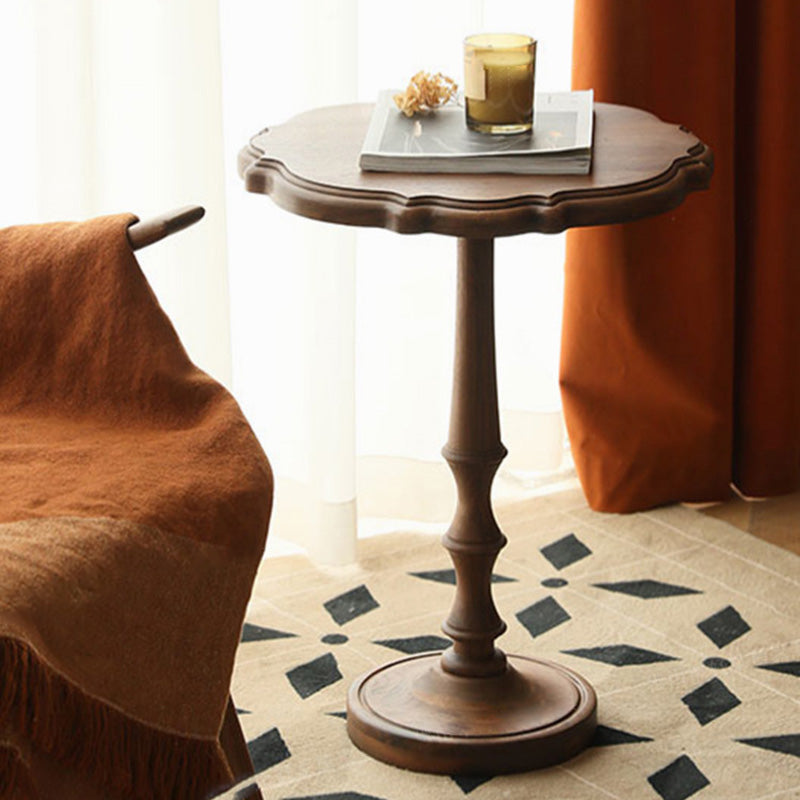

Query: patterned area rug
left=218, top=489, right=800, bottom=800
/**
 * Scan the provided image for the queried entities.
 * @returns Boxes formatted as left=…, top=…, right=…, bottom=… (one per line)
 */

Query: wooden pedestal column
left=347, top=239, right=597, bottom=775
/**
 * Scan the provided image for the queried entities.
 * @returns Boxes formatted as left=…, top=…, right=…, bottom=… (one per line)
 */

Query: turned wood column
left=344, top=236, right=597, bottom=775
left=441, top=238, right=509, bottom=678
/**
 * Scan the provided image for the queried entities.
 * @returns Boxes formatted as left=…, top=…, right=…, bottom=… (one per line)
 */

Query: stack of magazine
left=359, top=89, right=593, bottom=175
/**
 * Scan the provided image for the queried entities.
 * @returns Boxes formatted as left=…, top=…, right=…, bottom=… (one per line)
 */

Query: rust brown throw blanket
left=0, top=214, right=273, bottom=799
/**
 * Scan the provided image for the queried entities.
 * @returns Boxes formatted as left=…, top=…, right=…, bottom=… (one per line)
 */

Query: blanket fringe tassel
left=0, top=636, right=233, bottom=800
left=0, top=745, right=40, bottom=800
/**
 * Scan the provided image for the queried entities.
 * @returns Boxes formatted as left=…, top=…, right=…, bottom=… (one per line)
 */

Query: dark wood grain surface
left=239, top=102, right=712, bottom=236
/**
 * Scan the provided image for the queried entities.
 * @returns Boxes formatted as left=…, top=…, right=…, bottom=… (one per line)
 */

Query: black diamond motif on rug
left=374, top=634, right=452, bottom=654
left=757, top=661, right=800, bottom=678
left=681, top=678, right=741, bottom=726
left=540, top=533, right=592, bottom=570
left=327, top=710, right=347, bottom=720
left=563, top=644, right=678, bottom=667
left=248, top=727, right=291, bottom=772
left=516, top=596, right=571, bottom=638
left=283, top=794, right=388, bottom=800
left=451, top=775, right=494, bottom=794
left=241, top=622, right=297, bottom=642
left=286, top=653, right=342, bottom=699
left=409, top=569, right=516, bottom=585
left=647, top=755, right=710, bottom=800
left=236, top=707, right=251, bottom=715
left=697, top=605, right=750, bottom=648
left=593, top=579, right=702, bottom=599
left=591, top=724, right=653, bottom=746
left=737, top=734, right=800, bottom=758
left=324, top=585, right=379, bottom=625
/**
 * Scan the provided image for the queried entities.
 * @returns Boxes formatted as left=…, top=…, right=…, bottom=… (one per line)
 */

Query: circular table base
left=347, top=652, right=597, bottom=775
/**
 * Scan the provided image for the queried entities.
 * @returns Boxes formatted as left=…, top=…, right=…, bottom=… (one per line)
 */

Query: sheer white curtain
left=221, top=1, right=575, bottom=563
left=0, top=0, right=574, bottom=566
left=0, top=0, right=232, bottom=386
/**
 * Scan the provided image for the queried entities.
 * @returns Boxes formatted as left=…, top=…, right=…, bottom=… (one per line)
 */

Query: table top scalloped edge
left=238, top=103, right=714, bottom=237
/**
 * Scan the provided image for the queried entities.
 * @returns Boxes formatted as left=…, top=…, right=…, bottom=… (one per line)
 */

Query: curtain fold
left=26, top=0, right=233, bottom=386
left=562, top=0, right=800, bottom=512
left=733, top=0, right=800, bottom=495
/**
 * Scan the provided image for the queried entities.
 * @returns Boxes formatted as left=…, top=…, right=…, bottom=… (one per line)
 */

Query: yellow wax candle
left=464, top=34, right=536, bottom=135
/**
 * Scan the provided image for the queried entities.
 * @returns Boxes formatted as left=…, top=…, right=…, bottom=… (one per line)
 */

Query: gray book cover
left=360, top=90, right=593, bottom=174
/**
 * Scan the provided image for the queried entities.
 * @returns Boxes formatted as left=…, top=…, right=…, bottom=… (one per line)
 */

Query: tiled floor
left=698, top=488, right=800, bottom=555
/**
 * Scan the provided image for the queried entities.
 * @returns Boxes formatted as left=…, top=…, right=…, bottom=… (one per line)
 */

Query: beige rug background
left=219, top=489, right=800, bottom=800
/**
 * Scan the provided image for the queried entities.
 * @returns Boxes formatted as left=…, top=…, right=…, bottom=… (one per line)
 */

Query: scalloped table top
left=239, top=102, right=713, bottom=238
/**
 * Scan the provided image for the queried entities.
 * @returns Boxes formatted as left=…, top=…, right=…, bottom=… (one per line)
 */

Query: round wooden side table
left=239, top=102, right=713, bottom=776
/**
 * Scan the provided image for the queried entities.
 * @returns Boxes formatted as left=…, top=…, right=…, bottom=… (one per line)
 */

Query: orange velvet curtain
left=561, top=0, right=800, bottom=512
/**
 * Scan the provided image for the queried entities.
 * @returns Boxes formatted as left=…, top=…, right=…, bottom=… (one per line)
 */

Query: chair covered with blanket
left=0, top=210, right=272, bottom=799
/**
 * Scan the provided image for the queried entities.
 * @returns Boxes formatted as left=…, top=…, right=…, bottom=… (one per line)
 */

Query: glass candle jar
left=464, top=33, right=536, bottom=135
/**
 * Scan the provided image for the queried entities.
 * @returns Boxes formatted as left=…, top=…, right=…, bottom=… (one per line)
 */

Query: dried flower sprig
left=393, top=71, right=458, bottom=117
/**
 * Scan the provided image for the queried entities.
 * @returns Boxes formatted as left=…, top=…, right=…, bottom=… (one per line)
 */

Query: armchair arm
left=127, top=205, right=205, bottom=251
